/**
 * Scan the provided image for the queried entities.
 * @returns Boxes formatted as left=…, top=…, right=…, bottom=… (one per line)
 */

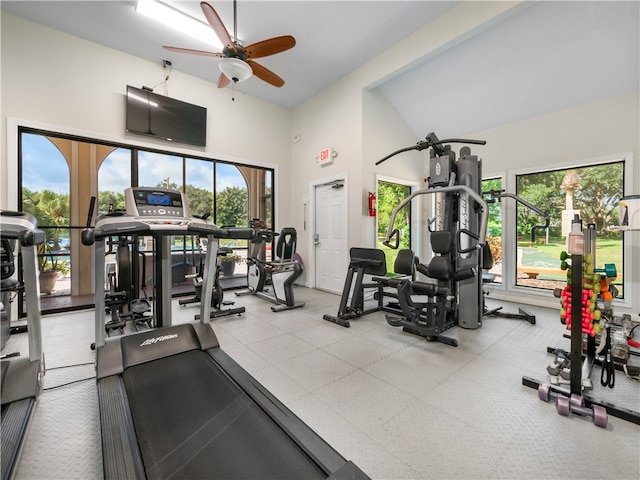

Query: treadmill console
left=126, top=187, right=188, bottom=218
left=0, top=210, right=39, bottom=233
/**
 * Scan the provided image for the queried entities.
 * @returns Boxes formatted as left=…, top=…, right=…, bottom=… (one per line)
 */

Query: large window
left=98, top=148, right=131, bottom=213
left=138, top=151, right=183, bottom=190
left=377, top=179, right=413, bottom=274
left=20, top=133, right=71, bottom=300
left=215, top=163, right=248, bottom=227
left=185, top=158, right=214, bottom=218
left=481, top=177, right=503, bottom=284
left=514, top=161, right=625, bottom=296
left=18, top=128, right=274, bottom=313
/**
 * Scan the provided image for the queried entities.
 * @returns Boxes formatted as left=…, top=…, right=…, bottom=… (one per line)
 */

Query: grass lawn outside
left=517, top=237, right=623, bottom=269
left=375, top=236, right=624, bottom=296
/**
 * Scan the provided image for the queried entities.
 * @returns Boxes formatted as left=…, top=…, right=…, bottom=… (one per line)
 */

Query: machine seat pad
left=349, top=248, right=386, bottom=276
left=393, top=249, right=416, bottom=275
left=422, top=256, right=453, bottom=281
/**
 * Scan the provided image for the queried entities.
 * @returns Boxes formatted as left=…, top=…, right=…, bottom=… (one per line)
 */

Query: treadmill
left=86, top=187, right=369, bottom=480
left=0, top=211, right=45, bottom=480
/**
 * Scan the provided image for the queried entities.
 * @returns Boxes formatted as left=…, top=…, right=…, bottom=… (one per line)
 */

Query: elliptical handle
left=86, top=196, right=96, bottom=228
left=82, top=196, right=97, bottom=246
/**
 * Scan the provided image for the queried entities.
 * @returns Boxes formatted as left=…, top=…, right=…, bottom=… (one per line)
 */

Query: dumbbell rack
left=522, top=253, right=640, bottom=425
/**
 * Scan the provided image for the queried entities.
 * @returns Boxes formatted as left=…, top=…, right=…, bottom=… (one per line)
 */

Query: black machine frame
left=323, top=247, right=387, bottom=327
left=380, top=136, right=490, bottom=346
left=374, top=133, right=546, bottom=346
left=235, top=225, right=305, bottom=312
left=179, top=240, right=246, bottom=320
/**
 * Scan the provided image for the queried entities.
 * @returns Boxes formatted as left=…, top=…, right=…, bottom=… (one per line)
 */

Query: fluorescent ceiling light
left=136, top=0, right=222, bottom=49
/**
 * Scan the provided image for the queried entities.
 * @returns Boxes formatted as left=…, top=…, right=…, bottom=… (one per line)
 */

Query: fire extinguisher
left=368, top=192, right=376, bottom=217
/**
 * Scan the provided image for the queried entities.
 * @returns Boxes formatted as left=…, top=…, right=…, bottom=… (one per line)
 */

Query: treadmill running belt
left=123, top=349, right=326, bottom=479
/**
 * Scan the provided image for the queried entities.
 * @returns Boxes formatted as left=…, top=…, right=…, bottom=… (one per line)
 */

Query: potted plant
left=219, top=251, right=243, bottom=277
left=38, top=244, right=69, bottom=294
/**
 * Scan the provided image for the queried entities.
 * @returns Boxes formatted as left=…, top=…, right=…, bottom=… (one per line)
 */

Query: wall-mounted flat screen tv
left=125, top=85, right=207, bottom=147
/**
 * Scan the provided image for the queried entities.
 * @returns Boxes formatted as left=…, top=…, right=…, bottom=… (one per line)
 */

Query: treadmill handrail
left=92, top=217, right=227, bottom=239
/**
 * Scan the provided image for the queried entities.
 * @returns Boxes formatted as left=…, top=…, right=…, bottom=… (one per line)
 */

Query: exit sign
left=318, top=147, right=334, bottom=166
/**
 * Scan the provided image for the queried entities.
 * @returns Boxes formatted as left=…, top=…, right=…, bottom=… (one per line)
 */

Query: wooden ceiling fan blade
left=247, top=60, right=285, bottom=88
left=163, top=45, right=224, bottom=58
left=200, top=1, right=236, bottom=53
left=244, top=36, right=296, bottom=59
left=217, top=72, right=231, bottom=88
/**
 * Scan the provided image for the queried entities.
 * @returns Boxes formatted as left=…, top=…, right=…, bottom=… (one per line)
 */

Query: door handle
left=313, top=233, right=320, bottom=246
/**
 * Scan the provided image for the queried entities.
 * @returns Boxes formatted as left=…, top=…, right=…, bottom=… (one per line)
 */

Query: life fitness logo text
left=140, top=334, right=178, bottom=346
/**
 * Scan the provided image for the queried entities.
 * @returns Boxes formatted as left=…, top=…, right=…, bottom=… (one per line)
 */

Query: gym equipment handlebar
left=483, top=189, right=550, bottom=244
left=383, top=185, right=488, bottom=251
left=375, top=132, right=486, bottom=166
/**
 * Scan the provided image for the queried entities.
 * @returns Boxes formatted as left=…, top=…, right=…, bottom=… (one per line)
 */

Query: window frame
left=492, top=152, right=634, bottom=309
left=481, top=174, right=507, bottom=289
left=9, top=118, right=276, bottom=313
left=375, top=174, right=421, bottom=268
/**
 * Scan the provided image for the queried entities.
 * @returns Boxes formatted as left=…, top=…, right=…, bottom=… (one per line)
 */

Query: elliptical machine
left=179, top=236, right=245, bottom=319
left=236, top=220, right=304, bottom=312
left=83, top=198, right=152, bottom=347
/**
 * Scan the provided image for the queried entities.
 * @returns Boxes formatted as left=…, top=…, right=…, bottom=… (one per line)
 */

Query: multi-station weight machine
left=375, top=133, right=549, bottom=345
left=376, top=133, right=490, bottom=346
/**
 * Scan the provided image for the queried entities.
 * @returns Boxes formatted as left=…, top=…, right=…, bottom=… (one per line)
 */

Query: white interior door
left=314, top=179, right=347, bottom=293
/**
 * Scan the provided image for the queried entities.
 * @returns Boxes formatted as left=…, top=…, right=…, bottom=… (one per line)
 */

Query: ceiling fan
left=163, top=1, right=296, bottom=88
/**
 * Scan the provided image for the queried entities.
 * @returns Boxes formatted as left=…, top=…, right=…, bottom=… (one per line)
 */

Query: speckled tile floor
left=4, top=287, right=639, bottom=479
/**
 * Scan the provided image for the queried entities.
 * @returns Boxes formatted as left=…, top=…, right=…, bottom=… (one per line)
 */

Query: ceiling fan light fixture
left=219, top=58, right=252, bottom=83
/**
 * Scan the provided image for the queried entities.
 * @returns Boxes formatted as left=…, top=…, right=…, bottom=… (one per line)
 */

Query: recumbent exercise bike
left=179, top=235, right=245, bottom=319
left=236, top=221, right=304, bottom=312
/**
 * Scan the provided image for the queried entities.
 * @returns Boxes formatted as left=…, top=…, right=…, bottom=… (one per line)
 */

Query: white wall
left=3, top=4, right=636, bottom=314
left=1, top=13, right=293, bottom=227
left=289, top=0, right=638, bottom=313
left=472, top=90, right=639, bottom=178
left=362, top=88, right=426, bottom=256
left=470, top=90, right=640, bottom=315
left=289, top=2, right=522, bottom=283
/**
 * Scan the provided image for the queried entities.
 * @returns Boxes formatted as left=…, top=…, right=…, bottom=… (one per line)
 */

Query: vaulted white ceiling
left=2, top=1, right=638, bottom=139
left=380, top=1, right=640, bottom=138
